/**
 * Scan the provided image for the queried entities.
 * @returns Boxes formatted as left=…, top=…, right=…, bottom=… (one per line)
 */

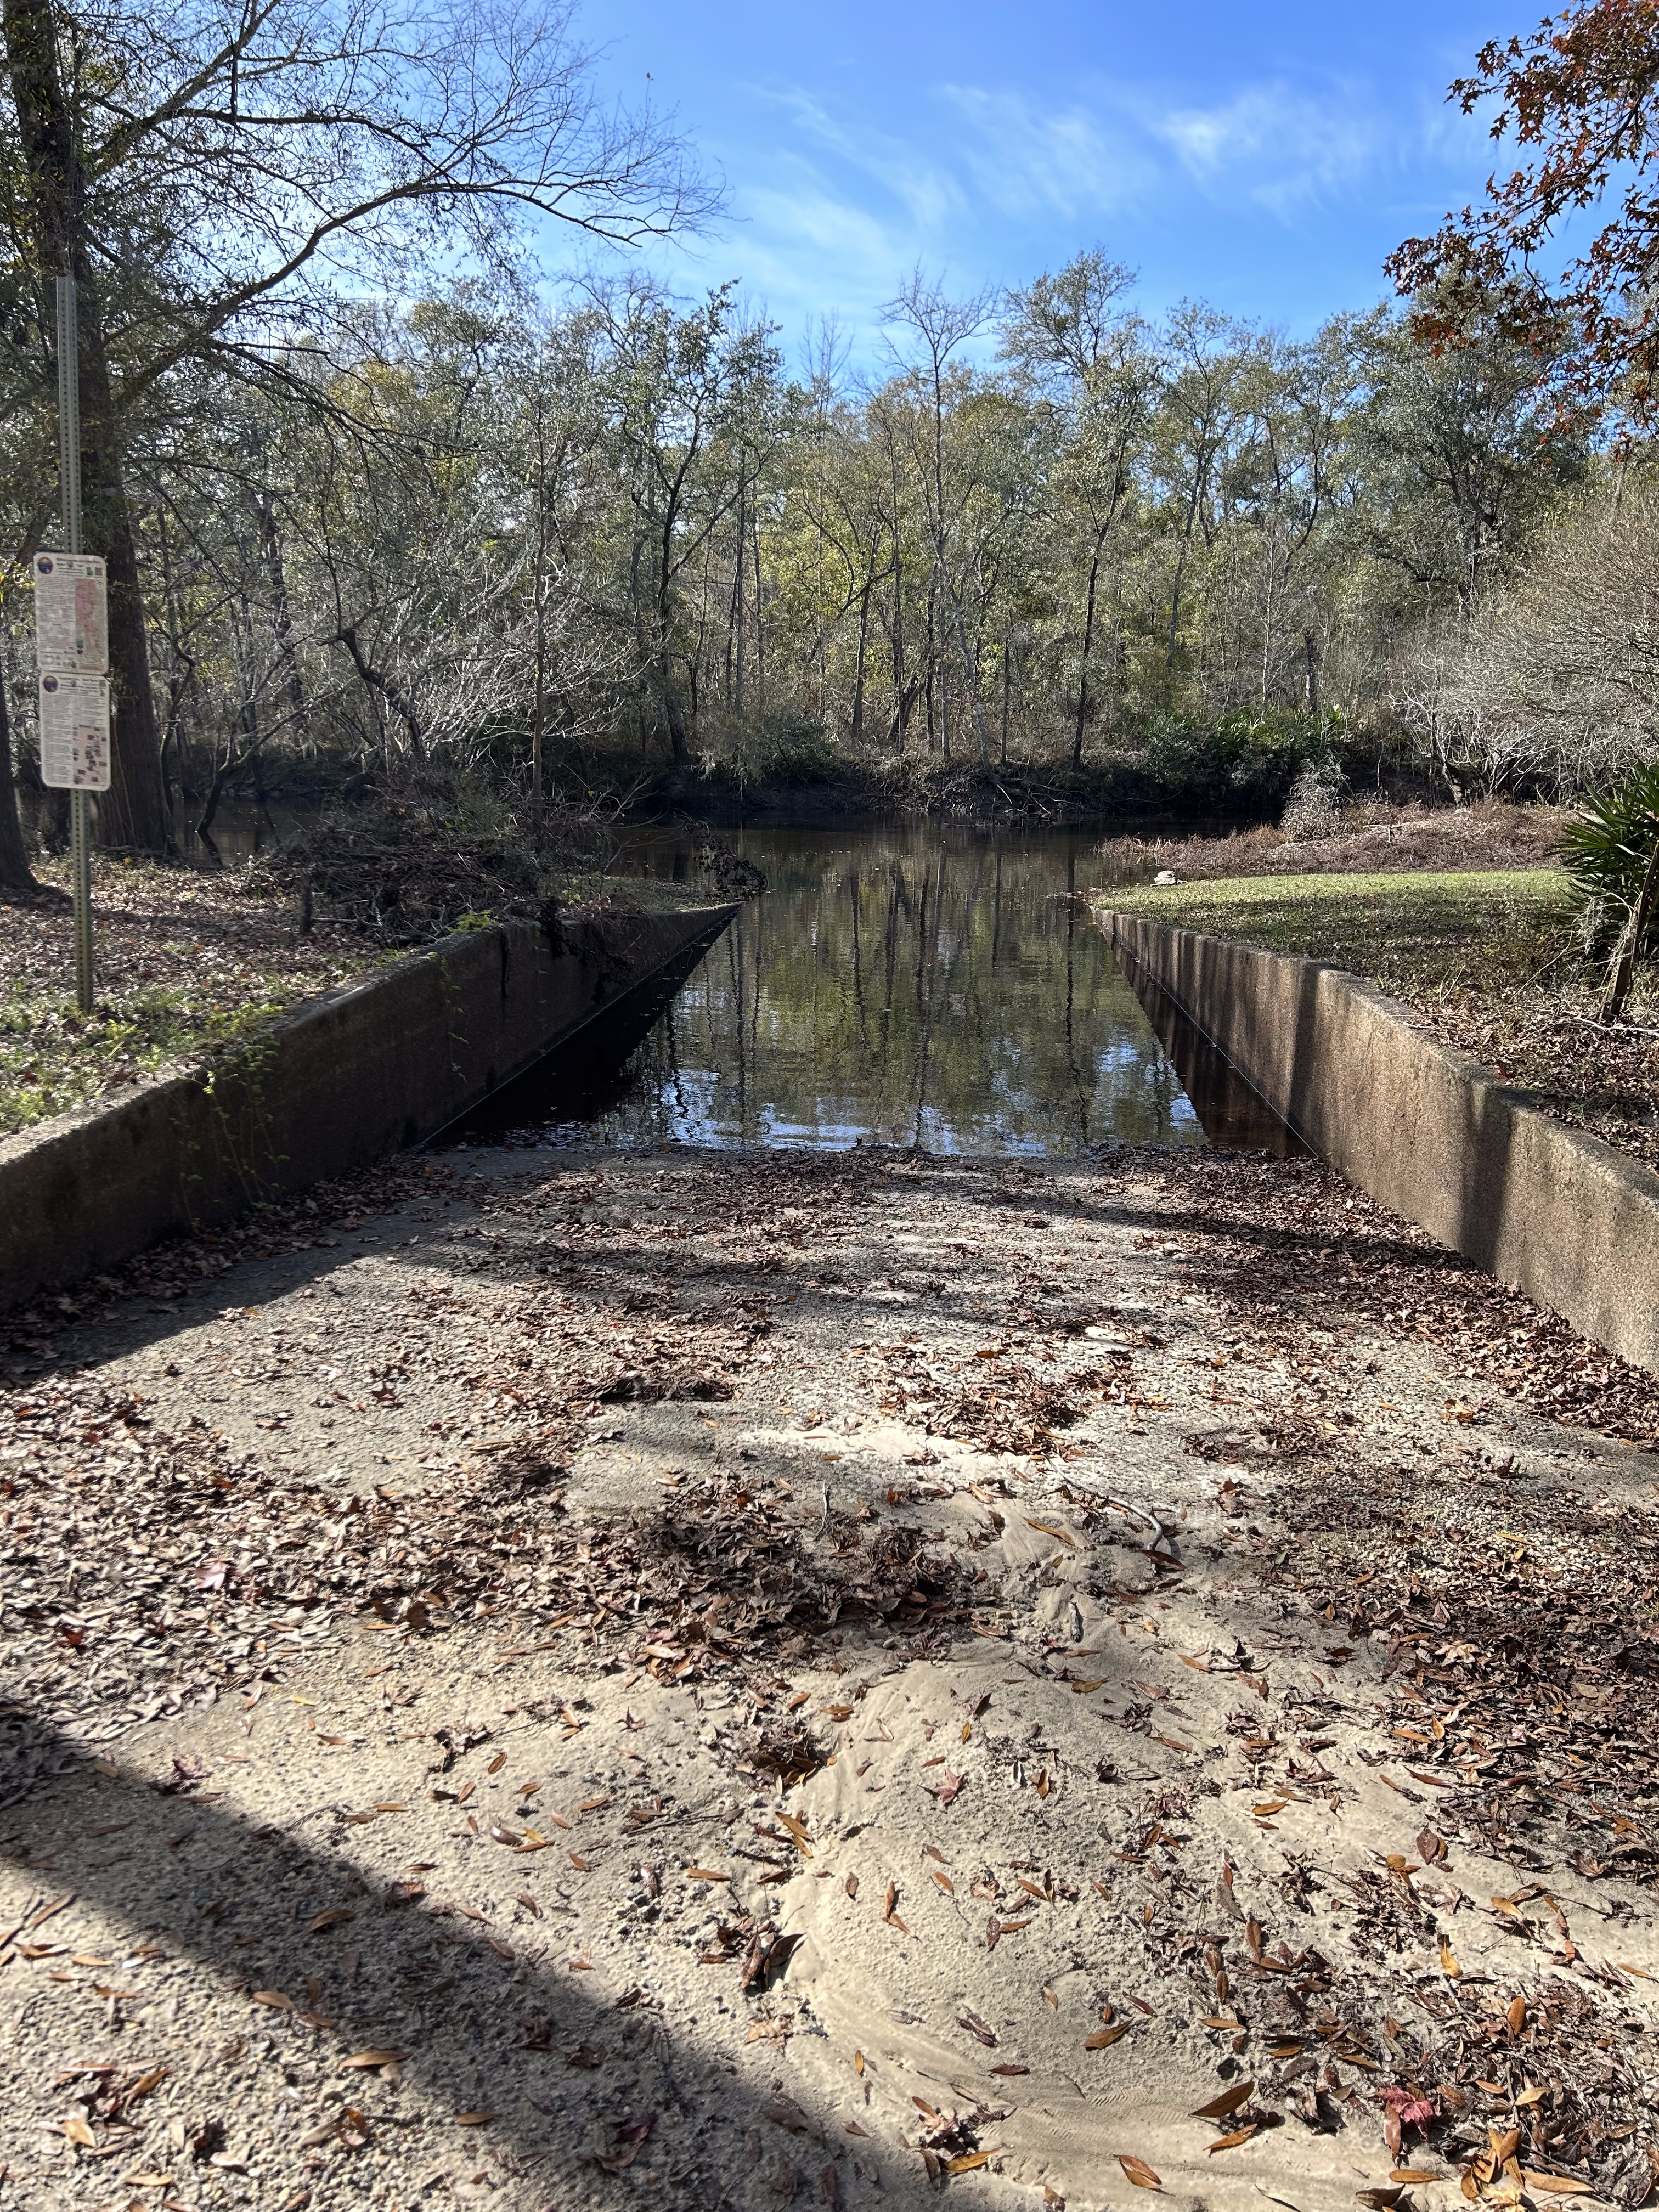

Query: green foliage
left=0, top=983, right=293, bottom=1135
left=701, top=715, right=842, bottom=791
left=1136, top=708, right=1329, bottom=808
left=1559, top=764, right=1659, bottom=956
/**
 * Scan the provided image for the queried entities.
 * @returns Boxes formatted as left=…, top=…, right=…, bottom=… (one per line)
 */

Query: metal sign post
left=35, top=273, right=108, bottom=1012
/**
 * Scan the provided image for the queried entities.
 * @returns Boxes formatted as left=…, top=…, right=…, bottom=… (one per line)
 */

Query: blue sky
left=577, top=0, right=1531, bottom=366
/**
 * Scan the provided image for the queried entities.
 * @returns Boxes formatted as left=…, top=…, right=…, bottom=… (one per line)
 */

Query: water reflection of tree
left=627, top=827, right=1206, bottom=1152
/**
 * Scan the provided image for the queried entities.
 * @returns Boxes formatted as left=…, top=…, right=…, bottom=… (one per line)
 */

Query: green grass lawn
left=1102, top=867, right=1577, bottom=1000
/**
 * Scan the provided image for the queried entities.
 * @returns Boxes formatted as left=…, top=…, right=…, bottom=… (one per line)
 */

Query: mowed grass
left=1102, top=868, right=1577, bottom=999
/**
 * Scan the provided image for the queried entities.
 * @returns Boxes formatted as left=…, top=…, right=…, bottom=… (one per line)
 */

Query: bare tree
left=2, top=0, right=713, bottom=849
left=882, top=269, right=998, bottom=766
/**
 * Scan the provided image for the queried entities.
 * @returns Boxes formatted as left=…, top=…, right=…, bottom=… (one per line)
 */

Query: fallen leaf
left=455, top=2112, right=495, bottom=2126
left=1209, top=2126, right=1257, bottom=2153
left=307, top=1909, right=354, bottom=1934
left=1087, top=2024, right=1130, bottom=2049
left=1192, top=2081, right=1254, bottom=2120
left=1521, top=2177, right=1592, bottom=2196
left=1118, top=2154, right=1161, bottom=2190
left=340, top=2050, right=405, bottom=2069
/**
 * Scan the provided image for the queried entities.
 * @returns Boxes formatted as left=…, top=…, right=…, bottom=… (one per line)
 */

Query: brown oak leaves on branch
left=1389, top=0, right=1659, bottom=420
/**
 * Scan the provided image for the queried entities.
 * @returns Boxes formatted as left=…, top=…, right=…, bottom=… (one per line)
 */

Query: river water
left=462, top=820, right=1296, bottom=1159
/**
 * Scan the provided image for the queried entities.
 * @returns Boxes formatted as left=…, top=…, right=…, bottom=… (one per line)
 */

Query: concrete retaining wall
left=1103, top=908, right=1659, bottom=1377
left=0, top=905, right=733, bottom=1307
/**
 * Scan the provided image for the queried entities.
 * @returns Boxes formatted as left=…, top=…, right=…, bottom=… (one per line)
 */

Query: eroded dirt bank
left=4, top=1144, right=1659, bottom=2212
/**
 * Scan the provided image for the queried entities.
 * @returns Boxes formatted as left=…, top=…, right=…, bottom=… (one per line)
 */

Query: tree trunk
left=332, top=627, right=422, bottom=757
left=4, top=0, right=171, bottom=854
left=888, top=565, right=907, bottom=748
left=850, top=580, right=870, bottom=746
left=925, top=572, right=938, bottom=754
left=751, top=501, right=765, bottom=727
left=946, top=597, right=991, bottom=766
left=1601, top=831, right=1659, bottom=1023
left=733, top=478, right=746, bottom=722
left=260, top=493, right=306, bottom=726
left=0, top=661, right=39, bottom=892
left=1073, top=544, right=1102, bottom=770
left=655, top=516, right=689, bottom=769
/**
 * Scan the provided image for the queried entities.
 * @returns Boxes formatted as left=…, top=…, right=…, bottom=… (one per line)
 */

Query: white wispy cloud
left=764, top=89, right=965, bottom=236
left=732, top=175, right=919, bottom=326
left=1142, top=81, right=1387, bottom=216
left=934, top=87, right=1154, bottom=219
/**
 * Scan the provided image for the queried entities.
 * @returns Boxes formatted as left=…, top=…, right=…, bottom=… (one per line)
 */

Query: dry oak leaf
left=1118, top=2154, right=1161, bottom=2190
left=1192, top=2081, right=1254, bottom=2120
left=947, top=2149, right=1000, bottom=2175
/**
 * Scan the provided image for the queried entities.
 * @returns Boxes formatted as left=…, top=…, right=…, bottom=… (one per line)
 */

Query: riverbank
left=1107, top=868, right=1659, bottom=1177
left=3, top=1139, right=1657, bottom=2211
left=1097, top=797, right=1571, bottom=881
left=0, top=862, right=390, bottom=1139
left=0, top=856, right=703, bottom=1143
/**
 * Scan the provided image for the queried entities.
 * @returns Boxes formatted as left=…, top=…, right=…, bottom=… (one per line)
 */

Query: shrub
left=1279, top=758, right=1347, bottom=839
left=1137, top=707, right=1330, bottom=811
left=1559, top=761, right=1659, bottom=960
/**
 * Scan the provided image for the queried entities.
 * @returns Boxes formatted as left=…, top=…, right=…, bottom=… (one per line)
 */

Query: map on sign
left=33, top=551, right=108, bottom=674
left=38, top=674, right=112, bottom=791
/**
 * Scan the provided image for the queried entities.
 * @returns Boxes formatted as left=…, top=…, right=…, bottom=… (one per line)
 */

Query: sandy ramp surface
left=3, top=1144, right=1658, bottom=2211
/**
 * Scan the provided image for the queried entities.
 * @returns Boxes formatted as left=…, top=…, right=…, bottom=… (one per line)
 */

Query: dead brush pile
left=244, top=797, right=618, bottom=947
left=1101, top=799, right=1570, bottom=884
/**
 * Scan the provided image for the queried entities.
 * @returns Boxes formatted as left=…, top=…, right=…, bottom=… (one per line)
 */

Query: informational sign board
left=33, top=551, right=108, bottom=674
left=38, top=673, right=112, bottom=791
